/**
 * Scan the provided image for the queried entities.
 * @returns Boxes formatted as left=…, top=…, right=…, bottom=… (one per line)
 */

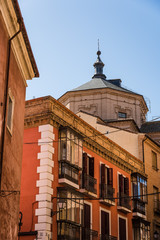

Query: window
left=118, top=112, right=127, bottom=118
left=119, top=217, right=127, bottom=240
left=118, top=174, right=129, bottom=196
left=82, top=153, right=97, bottom=194
left=152, top=151, right=158, bottom=170
left=58, top=128, right=83, bottom=167
left=7, top=94, right=14, bottom=133
left=100, top=164, right=114, bottom=200
left=132, top=173, right=147, bottom=202
left=101, top=210, right=110, bottom=238
left=118, top=174, right=130, bottom=210
left=57, top=189, right=83, bottom=240
left=57, top=189, right=83, bottom=224
left=82, top=203, right=98, bottom=239
left=133, top=219, right=150, bottom=240
left=153, top=186, right=160, bottom=213
left=83, top=153, right=94, bottom=177
left=132, top=173, right=147, bottom=215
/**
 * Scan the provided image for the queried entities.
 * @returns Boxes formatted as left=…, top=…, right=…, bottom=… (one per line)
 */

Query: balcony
left=58, top=161, right=79, bottom=189
left=82, top=227, right=98, bottom=240
left=99, top=184, right=115, bottom=206
left=154, top=200, right=160, bottom=215
left=57, top=221, right=80, bottom=240
left=100, top=234, right=117, bottom=240
left=117, top=193, right=131, bottom=213
left=132, top=199, right=146, bottom=218
left=80, top=173, right=97, bottom=197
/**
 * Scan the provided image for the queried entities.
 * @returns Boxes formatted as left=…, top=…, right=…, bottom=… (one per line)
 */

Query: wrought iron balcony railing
left=100, top=234, right=117, bottom=240
left=81, top=173, right=97, bottom=194
left=154, top=200, right=160, bottom=214
left=57, top=221, right=80, bottom=240
left=82, top=227, right=98, bottom=240
left=59, top=160, right=79, bottom=184
left=100, top=184, right=115, bottom=201
left=117, top=192, right=131, bottom=210
left=132, top=199, right=146, bottom=215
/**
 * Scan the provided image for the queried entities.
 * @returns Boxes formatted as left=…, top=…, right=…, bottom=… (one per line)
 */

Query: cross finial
left=98, top=39, right=99, bottom=51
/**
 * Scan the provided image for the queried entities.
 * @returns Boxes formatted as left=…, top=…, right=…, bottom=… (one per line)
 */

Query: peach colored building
left=19, top=96, right=149, bottom=240
left=0, top=0, right=39, bottom=239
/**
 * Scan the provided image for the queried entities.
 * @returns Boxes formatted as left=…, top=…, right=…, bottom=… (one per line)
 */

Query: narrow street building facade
left=0, top=0, right=39, bottom=239
left=19, top=96, right=147, bottom=240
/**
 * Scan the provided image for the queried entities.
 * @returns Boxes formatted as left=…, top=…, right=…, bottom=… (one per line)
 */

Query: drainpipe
left=0, top=27, right=21, bottom=188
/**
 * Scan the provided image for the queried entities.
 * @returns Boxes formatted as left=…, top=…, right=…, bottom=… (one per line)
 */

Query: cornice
left=59, top=87, right=148, bottom=113
left=24, top=96, right=145, bottom=175
left=0, top=0, right=37, bottom=84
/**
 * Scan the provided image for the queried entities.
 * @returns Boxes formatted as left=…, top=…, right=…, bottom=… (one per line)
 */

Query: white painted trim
left=37, top=165, right=52, bottom=174
left=36, top=194, right=51, bottom=202
left=35, top=223, right=51, bottom=231
left=35, top=208, right=51, bottom=216
left=118, top=214, right=128, bottom=240
left=35, top=124, right=55, bottom=239
left=38, top=216, right=52, bottom=224
left=39, top=124, right=53, bottom=133
left=38, top=152, right=53, bottom=160
left=40, top=144, right=54, bottom=154
left=39, top=186, right=53, bottom=195
left=36, top=179, right=52, bottom=188
left=100, top=207, right=111, bottom=235
left=38, top=138, right=53, bottom=146
left=38, top=201, right=53, bottom=209
left=41, top=131, right=55, bottom=140
left=39, top=172, right=54, bottom=181
left=40, top=158, right=54, bottom=168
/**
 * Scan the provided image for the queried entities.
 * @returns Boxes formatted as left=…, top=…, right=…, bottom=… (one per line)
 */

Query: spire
left=92, top=40, right=106, bottom=80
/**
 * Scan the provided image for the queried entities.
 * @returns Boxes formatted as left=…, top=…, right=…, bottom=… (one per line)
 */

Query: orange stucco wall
left=19, top=127, right=40, bottom=237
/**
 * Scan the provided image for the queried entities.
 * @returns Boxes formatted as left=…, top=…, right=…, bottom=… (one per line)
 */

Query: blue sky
left=19, top=0, right=160, bottom=121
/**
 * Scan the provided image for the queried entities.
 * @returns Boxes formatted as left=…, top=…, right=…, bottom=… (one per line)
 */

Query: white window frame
left=100, top=207, right=111, bottom=235
left=118, top=214, right=128, bottom=240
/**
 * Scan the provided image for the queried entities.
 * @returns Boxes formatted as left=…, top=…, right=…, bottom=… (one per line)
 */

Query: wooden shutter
left=101, top=164, right=105, bottom=184
left=119, top=218, right=126, bottom=240
left=83, top=153, right=88, bottom=174
left=124, top=177, right=129, bottom=195
left=119, top=174, right=124, bottom=193
left=89, top=157, right=94, bottom=177
left=84, top=204, right=90, bottom=228
left=101, top=210, right=109, bottom=236
left=108, top=168, right=113, bottom=187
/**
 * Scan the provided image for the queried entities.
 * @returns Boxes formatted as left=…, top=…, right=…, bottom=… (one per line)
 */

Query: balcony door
left=119, top=217, right=126, bottom=240
left=83, top=203, right=91, bottom=239
left=83, top=153, right=94, bottom=177
left=101, top=210, right=109, bottom=238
